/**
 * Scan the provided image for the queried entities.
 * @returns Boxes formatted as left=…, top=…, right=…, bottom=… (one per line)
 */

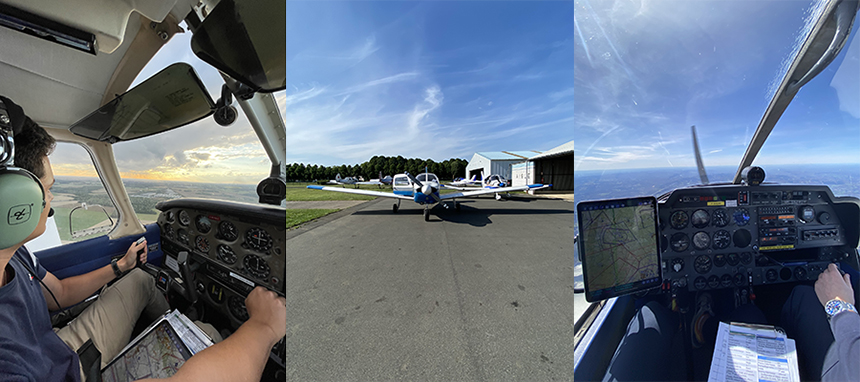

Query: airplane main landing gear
left=455, top=202, right=461, bottom=211
left=393, top=200, right=401, bottom=213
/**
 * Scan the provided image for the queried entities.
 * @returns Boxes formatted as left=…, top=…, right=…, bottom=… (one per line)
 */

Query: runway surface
left=285, top=196, right=575, bottom=381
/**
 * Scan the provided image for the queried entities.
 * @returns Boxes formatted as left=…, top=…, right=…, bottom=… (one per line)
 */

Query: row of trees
left=287, top=156, right=469, bottom=182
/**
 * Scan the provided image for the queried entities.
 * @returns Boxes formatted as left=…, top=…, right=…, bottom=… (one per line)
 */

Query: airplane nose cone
left=421, top=184, right=432, bottom=195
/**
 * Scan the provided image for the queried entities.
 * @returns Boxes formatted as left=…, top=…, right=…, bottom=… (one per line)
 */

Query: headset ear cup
left=0, top=168, right=46, bottom=249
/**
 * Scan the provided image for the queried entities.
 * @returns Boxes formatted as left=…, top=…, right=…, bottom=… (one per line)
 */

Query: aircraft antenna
left=691, top=125, right=709, bottom=185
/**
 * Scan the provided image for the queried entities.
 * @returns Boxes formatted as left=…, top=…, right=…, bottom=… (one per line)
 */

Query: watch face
left=825, top=299, right=855, bottom=317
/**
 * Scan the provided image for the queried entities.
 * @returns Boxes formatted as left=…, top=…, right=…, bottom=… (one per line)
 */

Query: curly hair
left=14, top=116, right=56, bottom=178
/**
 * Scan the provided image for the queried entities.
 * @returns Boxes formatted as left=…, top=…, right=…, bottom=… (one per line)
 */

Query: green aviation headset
left=0, top=96, right=48, bottom=250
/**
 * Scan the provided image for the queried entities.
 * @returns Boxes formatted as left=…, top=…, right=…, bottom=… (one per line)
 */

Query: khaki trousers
left=55, top=268, right=170, bottom=379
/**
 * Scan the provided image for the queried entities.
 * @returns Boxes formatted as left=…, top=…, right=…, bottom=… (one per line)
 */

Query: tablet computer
left=100, top=320, right=193, bottom=381
left=576, top=196, right=662, bottom=302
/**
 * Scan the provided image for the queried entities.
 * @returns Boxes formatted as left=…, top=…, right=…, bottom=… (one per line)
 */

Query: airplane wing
left=439, top=184, right=547, bottom=200
left=307, top=185, right=412, bottom=199
left=356, top=180, right=384, bottom=186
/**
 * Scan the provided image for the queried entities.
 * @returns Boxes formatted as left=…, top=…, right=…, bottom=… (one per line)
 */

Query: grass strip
left=287, top=209, right=340, bottom=228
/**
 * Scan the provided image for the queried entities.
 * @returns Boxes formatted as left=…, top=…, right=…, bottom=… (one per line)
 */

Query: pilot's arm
left=39, top=240, right=148, bottom=310
left=814, top=264, right=859, bottom=382
left=137, top=287, right=287, bottom=382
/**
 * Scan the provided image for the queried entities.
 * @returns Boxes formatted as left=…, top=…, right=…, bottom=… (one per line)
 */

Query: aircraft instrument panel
left=156, top=199, right=285, bottom=327
left=658, top=184, right=859, bottom=292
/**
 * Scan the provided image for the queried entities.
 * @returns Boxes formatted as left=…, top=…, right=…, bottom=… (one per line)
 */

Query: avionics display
left=577, top=196, right=662, bottom=302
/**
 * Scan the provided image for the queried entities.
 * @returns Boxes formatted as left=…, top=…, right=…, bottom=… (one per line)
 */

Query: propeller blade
left=691, top=125, right=709, bottom=185
left=405, top=172, right=423, bottom=187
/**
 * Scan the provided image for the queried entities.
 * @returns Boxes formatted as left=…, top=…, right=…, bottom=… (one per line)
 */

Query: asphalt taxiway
left=285, top=196, right=575, bottom=381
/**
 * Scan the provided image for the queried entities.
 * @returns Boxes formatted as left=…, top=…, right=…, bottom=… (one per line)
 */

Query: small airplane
left=362, top=172, right=393, bottom=187
left=308, top=171, right=550, bottom=221
left=450, top=174, right=481, bottom=187
left=448, top=172, right=510, bottom=190
left=325, top=174, right=360, bottom=187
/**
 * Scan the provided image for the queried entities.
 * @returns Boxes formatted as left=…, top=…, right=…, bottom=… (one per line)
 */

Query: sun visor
left=190, top=0, right=285, bottom=93
left=69, top=63, right=215, bottom=143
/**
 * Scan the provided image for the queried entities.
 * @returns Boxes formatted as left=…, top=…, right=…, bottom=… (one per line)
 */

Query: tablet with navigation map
left=577, top=196, right=662, bottom=302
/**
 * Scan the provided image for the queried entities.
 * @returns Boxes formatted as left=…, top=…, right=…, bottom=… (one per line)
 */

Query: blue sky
left=574, top=0, right=860, bottom=174
left=285, top=1, right=573, bottom=166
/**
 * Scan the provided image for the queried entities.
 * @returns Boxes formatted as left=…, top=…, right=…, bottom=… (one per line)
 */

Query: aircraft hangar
left=511, top=140, right=573, bottom=191
left=464, top=151, right=542, bottom=181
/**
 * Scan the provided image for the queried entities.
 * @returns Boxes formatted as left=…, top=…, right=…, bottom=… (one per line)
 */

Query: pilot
left=0, top=96, right=286, bottom=381
left=602, top=263, right=858, bottom=382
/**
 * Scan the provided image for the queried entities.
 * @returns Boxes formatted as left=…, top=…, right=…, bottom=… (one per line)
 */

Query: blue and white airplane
left=308, top=172, right=550, bottom=221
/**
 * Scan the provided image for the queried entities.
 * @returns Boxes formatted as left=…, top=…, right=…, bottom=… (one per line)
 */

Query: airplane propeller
left=405, top=172, right=441, bottom=203
left=691, top=125, right=710, bottom=185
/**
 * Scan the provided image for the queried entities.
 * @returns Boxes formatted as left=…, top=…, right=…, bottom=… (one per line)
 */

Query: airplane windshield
left=574, top=0, right=860, bottom=212
left=417, top=174, right=438, bottom=183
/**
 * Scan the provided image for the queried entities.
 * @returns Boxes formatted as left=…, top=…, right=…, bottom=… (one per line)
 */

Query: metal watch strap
left=825, top=299, right=857, bottom=319
left=110, top=258, right=123, bottom=278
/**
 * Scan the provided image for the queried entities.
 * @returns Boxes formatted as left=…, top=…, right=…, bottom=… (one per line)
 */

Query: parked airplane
left=324, top=173, right=363, bottom=187
left=368, top=172, right=393, bottom=186
left=308, top=171, right=549, bottom=221
left=450, top=174, right=481, bottom=187
left=449, top=172, right=509, bottom=189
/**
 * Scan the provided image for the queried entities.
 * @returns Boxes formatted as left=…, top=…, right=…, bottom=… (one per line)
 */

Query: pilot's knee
left=123, top=267, right=154, bottom=288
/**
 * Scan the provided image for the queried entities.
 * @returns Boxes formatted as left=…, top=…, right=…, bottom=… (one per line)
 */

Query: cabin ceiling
left=0, top=0, right=195, bottom=130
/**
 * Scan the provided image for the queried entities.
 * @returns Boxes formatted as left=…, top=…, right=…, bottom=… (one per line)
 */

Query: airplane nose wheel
left=424, top=208, right=430, bottom=221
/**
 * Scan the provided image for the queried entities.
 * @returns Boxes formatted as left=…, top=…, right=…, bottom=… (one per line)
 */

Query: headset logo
left=7, top=204, right=32, bottom=225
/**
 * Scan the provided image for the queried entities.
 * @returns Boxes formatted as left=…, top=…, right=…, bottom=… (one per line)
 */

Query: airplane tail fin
left=336, top=173, right=341, bottom=181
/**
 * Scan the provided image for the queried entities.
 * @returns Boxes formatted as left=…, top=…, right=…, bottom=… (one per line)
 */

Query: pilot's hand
left=118, top=239, right=147, bottom=272
left=245, top=287, right=286, bottom=342
left=814, top=263, right=854, bottom=307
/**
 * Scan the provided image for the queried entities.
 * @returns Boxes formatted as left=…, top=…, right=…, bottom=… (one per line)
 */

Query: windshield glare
left=574, top=0, right=860, bottom=206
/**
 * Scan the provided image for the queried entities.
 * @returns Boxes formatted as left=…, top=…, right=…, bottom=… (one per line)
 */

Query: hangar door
left=533, top=154, right=573, bottom=190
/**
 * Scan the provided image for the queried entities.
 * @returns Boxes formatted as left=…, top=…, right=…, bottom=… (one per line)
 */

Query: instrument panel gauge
left=799, top=206, right=815, bottom=224
left=708, top=275, right=720, bottom=289
left=712, top=209, right=729, bottom=227
left=692, top=231, right=711, bottom=250
left=243, top=254, right=270, bottom=279
left=245, top=228, right=273, bottom=252
left=195, top=236, right=210, bottom=253
left=712, top=230, right=731, bottom=249
left=165, top=210, right=175, bottom=223
left=727, top=252, right=740, bottom=266
left=691, top=209, right=710, bottom=228
left=713, top=253, right=726, bottom=267
left=733, top=208, right=750, bottom=226
left=720, top=274, right=732, bottom=288
left=228, top=295, right=249, bottom=321
left=195, top=215, right=212, bottom=234
left=219, top=221, right=238, bottom=242
left=162, top=224, right=174, bottom=240
left=177, top=229, right=189, bottom=245
left=670, top=232, right=690, bottom=252
left=178, top=210, right=191, bottom=226
left=670, top=211, right=689, bottom=230
left=694, top=255, right=712, bottom=274
left=217, top=245, right=237, bottom=264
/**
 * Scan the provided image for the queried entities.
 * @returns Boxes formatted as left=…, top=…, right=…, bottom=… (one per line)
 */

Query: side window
left=44, top=142, right=119, bottom=245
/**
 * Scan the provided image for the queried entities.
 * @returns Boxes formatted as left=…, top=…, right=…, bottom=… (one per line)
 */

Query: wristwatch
left=824, top=299, right=857, bottom=319
left=110, top=258, right=123, bottom=278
